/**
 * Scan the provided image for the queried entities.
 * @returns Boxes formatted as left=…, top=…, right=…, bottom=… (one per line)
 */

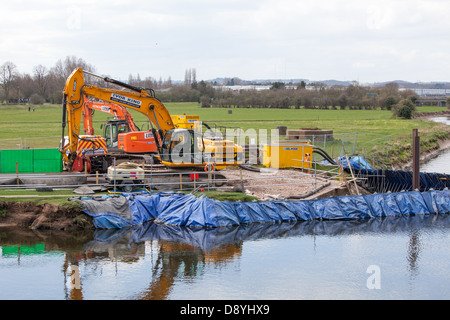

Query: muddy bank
left=400, top=113, right=450, bottom=170
left=414, top=110, right=450, bottom=119
left=401, top=138, right=450, bottom=171
left=0, top=201, right=94, bottom=230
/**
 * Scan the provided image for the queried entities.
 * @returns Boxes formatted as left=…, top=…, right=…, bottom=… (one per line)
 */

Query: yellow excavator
left=60, top=68, right=243, bottom=178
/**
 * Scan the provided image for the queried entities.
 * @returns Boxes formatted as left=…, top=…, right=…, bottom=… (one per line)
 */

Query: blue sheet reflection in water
left=86, top=214, right=450, bottom=251
left=80, top=189, right=450, bottom=229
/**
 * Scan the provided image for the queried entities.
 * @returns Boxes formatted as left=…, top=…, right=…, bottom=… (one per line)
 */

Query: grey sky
left=1, top=0, right=450, bottom=83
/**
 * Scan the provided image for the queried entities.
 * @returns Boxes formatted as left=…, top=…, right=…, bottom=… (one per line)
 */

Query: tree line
left=207, top=82, right=419, bottom=111
left=0, top=57, right=95, bottom=104
left=0, top=56, right=174, bottom=105
left=1, top=56, right=422, bottom=118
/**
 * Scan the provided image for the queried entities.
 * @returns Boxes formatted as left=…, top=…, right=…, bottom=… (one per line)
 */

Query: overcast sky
left=1, top=0, right=450, bottom=83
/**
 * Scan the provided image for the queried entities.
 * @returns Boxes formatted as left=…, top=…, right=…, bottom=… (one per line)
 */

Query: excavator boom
left=82, top=96, right=139, bottom=135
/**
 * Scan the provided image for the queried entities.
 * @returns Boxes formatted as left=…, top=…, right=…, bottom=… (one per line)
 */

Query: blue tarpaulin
left=80, top=189, right=450, bottom=229
left=338, top=156, right=373, bottom=171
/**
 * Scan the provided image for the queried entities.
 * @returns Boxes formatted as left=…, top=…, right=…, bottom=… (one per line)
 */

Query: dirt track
left=220, top=167, right=351, bottom=200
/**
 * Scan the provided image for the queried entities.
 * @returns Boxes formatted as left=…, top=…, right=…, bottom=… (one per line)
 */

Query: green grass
left=0, top=188, right=94, bottom=205
left=0, top=187, right=258, bottom=204
left=0, top=102, right=448, bottom=166
left=190, top=191, right=259, bottom=202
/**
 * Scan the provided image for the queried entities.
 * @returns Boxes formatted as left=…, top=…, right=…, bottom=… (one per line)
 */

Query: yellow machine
left=263, top=142, right=313, bottom=169
left=60, top=68, right=243, bottom=173
left=171, top=115, right=200, bottom=130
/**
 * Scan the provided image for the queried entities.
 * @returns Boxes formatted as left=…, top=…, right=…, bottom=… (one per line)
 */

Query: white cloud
left=1, top=0, right=450, bottom=82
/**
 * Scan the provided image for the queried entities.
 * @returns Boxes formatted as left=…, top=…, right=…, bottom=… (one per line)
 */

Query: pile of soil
left=0, top=201, right=94, bottom=230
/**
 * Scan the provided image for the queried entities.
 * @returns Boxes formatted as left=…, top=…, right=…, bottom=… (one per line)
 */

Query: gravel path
left=219, top=167, right=336, bottom=200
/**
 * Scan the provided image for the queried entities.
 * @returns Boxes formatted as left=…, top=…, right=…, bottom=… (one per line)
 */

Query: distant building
left=400, top=88, right=450, bottom=96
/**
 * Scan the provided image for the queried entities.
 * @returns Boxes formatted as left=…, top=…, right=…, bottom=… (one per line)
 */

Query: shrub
left=392, top=99, right=416, bottom=119
left=30, top=93, right=44, bottom=104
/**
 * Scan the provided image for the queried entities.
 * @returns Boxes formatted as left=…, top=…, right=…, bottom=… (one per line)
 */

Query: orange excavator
left=81, top=96, right=158, bottom=154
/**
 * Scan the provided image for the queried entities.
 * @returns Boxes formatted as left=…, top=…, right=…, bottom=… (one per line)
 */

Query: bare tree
left=50, top=56, right=95, bottom=84
left=184, top=68, right=192, bottom=85
left=184, top=68, right=197, bottom=86
left=0, top=61, right=18, bottom=102
left=48, top=56, right=96, bottom=102
left=33, top=64, right=49, bottom=99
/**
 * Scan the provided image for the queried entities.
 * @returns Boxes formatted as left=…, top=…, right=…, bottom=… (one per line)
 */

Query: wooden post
left=346, top=155, right=360, bottom=195
left=179, top=173, right=183, bottom=191
left=96, top=171, right=99, bottom=185
left=16, top=162, right=19, bottom=185
left=412, top=129, right=420, bottom=190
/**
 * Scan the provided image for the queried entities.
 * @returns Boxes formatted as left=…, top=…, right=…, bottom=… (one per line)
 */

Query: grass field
left=0, top=102, right=448, bottom=167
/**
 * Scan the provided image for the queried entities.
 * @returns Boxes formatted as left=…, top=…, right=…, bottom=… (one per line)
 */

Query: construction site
left=0, top=68, right=449, bottom=230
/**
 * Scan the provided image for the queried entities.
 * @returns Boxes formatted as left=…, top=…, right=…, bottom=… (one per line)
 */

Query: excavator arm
left=82, top=96, right=140, bottom=135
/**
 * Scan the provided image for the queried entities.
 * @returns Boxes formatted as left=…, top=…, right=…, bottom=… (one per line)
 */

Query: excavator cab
left=102, top=119, right=131, bottom=149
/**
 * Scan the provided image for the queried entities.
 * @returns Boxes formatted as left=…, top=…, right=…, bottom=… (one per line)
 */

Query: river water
left=420, top=116, right=450, bottom=174
left=0, top=117, right=449, bottom=301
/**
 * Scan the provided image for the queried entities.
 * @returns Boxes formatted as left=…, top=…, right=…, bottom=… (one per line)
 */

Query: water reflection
left=90, top=215, right=448, bottom=251
left=1, top=214, right=450, bottom=299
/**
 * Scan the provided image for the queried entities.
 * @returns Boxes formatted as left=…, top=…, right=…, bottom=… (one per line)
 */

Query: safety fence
left=0, top=136, right=61, bottom=150
left=0, top=161, right=343, bottom=198
left=2, top=161, right=446, bottom=200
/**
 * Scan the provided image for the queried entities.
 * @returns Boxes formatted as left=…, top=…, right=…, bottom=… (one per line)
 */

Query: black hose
left=239, top=164, right=261, bottom=172
left=313, top=147, right=336, bottom=165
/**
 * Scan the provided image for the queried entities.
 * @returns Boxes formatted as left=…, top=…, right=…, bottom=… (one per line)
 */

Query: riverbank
left=401, top=138, right=450, bottom=171
left=0, top=200, right=94, bottom=230
left=414, top=110, right=450, bottom=119
left=0, top=169, right=362, bottom=230
left=401, top=112, right=450, bottom=170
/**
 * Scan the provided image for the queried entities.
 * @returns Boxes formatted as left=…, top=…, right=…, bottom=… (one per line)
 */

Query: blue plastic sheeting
left=356, top=168, right=450, bottom=192
left=338, top=156, right=373, bottom=171
left=80, top=189, right=450, bottom=229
